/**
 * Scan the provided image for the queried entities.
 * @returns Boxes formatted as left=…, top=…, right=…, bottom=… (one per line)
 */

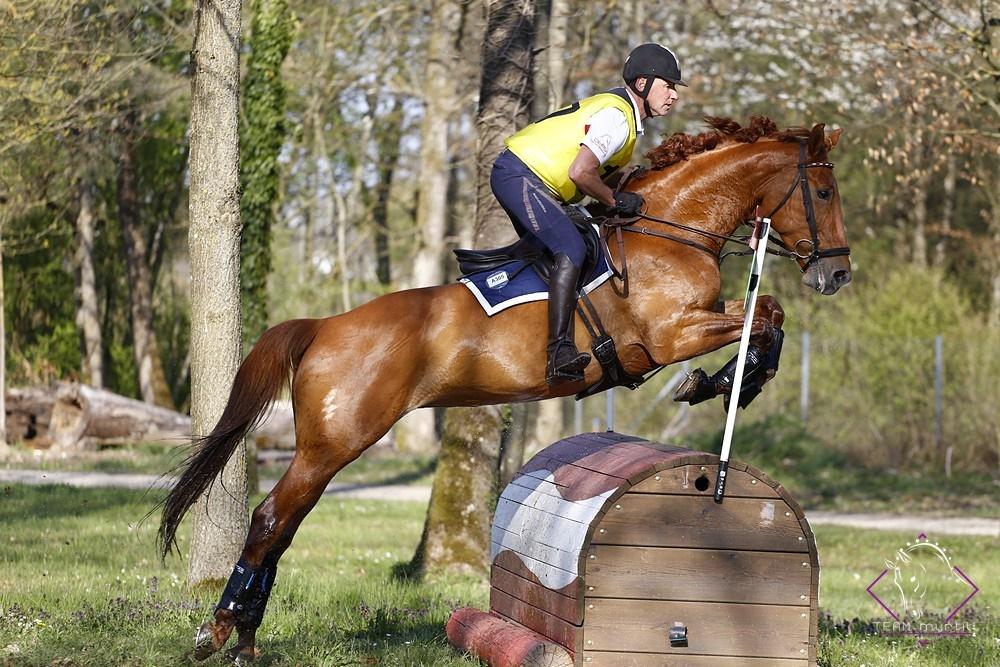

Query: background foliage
left=1, top=0, right=998, bottom=475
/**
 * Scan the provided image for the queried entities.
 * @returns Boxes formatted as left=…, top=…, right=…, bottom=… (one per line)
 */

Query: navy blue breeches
left=490, top=150, right=587, bottom=269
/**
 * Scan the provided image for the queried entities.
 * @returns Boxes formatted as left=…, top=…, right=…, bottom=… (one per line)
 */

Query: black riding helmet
left=623, top=43, right=687, bottom=116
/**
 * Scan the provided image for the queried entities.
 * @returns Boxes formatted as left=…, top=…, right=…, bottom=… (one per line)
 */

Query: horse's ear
left=825, top=128, right=842, bottom=151
left=807, top=123, right=826, bottom=158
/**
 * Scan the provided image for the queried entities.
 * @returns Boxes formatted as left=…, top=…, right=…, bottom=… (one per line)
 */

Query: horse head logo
left=869, top=534, right=979, bottom=623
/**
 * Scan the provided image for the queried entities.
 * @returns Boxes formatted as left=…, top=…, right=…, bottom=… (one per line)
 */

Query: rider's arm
left=568, top=106, right=630, bottom=207
left=568, top=147, right=616, bottom=207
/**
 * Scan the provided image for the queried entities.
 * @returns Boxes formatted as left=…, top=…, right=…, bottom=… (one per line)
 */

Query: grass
left=0, top=485, right=997, bottom=666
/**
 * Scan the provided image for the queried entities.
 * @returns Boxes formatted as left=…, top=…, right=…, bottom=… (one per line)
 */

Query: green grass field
left=0, top=485, right=997, bottom=666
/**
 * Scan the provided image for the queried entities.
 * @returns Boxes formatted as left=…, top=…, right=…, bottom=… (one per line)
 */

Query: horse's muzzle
left=803, top=257, right=852, bottom=295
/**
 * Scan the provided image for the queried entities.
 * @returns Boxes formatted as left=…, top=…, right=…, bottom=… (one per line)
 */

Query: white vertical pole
left=606, top=388, right=615, bottom=432
left=716, top=217, right=771, bottom=503
left=574, top=398, right=582, bottom=434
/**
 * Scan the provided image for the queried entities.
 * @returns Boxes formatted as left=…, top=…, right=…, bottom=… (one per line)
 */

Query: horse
left=158, top=115, right=851, bottom=662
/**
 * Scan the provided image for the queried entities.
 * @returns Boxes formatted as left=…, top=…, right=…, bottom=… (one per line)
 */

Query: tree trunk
left=530, top=397, right=563, bottom=455
left=934, top=154, right=957, bottom=268
left=911, top=180, right=928, bottom=268
left=410, top=406, right=503, bottom=575
left=547, top=0, right=569, bottom=111
left=74, top=182, right=104, bottom=388
left=240, top=0, right=295, bottom=347
left=473, top=0, right=536, bottom=239
left=499, top=403, right=530, bottom=488
left=410, top=0, right=464, bottom=289
left=117, top=110, right=175, bottom=409
left=0, top=220, right=6, bottom=456
left=395, top=0, right=465, bottom=455
left=372, top=97, right=404, bottom=286
left=187, top=0, right=248, bottom=587
left=410, top=0, right=538, bottom=576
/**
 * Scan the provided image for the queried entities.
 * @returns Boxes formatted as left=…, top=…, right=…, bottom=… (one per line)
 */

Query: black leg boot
left=545, top=253, right=591, bottom=385
left=674, top=346, right=765, bottom=407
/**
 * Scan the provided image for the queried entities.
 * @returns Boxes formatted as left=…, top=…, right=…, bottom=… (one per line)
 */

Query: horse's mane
left=646, top=116, right=813, bottom=170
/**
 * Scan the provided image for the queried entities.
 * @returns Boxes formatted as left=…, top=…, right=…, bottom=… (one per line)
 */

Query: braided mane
left=646, top=116, right=813, bottom=170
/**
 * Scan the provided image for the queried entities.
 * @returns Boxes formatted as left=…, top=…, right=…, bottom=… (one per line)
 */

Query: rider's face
left=643, top=78, right=678, bottom=118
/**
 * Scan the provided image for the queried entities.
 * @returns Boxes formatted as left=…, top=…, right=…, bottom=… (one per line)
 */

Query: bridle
left=601, top=139, right=850, bottom=293
left=761, top=140, right=850, bottom=269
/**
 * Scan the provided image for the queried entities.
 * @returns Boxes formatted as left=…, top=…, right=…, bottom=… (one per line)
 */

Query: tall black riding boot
left=545, top=253, right=591, bottom=385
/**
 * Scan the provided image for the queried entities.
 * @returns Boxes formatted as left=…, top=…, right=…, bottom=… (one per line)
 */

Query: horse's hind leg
left=192, top=450, right=345, bottom=663
left=674, top=296, right=785, bottom=408
left=195, top=388, right=405, bottom=663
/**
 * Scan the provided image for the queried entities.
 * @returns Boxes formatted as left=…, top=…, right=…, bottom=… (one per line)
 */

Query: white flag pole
left=715, top=215, right=771, bottom=503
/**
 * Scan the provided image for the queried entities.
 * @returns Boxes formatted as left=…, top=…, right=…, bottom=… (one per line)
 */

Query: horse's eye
left=817, top=188, right=833, bottom=201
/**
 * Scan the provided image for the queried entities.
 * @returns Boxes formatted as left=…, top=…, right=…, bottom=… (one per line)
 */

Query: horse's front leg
left=671, top=296, right=785, bottom=408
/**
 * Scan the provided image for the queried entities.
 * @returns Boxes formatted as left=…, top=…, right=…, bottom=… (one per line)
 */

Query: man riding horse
left=492, top=43, right=686, bottom=385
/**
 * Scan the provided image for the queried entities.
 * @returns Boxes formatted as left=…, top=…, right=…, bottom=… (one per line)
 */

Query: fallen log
left=446, top=608, right=574, bottom=667
left=5, top=386, right=55, bottom=446
left=49, top=383, right=191, bottom=451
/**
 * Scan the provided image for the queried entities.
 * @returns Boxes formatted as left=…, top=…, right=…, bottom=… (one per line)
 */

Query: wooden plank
left=578, top=651, right=809, bottom=666
left=508, top=472, right=610, bottom=512
left=586, top=545, right=812, bottom=606
left=496, top=488, right=605, bottom=527
left=491, top=588, right=581, bottom=655
left=519, top=454, right=629, bottom=501
left=491, top=534, right=581, bottom=591
left=492, top=497, right=593, bottom=555
left=583, top=598, right=811, bottom=659
left=529, top=439, right=689, bottom=486
left=592, top=494, right=809, bottom=553
left=492, top=549, right=583, bottom=601
left=492, top=561, right=582, bottom=625
left=629, top=465, right=782, bottom=499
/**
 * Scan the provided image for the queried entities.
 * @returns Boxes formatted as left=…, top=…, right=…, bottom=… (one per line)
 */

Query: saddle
left=453, top=210, right=603, bottom=290
left=453, top=206, right=649, bottom=400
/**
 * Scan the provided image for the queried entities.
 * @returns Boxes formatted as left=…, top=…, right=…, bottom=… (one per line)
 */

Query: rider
left=491, top=43, right=686, bottom=385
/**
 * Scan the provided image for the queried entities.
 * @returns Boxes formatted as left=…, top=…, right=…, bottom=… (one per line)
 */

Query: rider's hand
left=613, top=191, right=644, bottom=217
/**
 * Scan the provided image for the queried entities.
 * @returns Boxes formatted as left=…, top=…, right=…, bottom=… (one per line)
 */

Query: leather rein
left=601, top=140, right=850, bottom=296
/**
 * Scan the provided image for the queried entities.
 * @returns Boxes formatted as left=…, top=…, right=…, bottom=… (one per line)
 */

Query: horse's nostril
left=834, top=269, right=850, bottom=285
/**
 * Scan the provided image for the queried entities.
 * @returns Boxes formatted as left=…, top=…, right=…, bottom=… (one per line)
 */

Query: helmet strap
left=629, top=78, right=654, bottom=117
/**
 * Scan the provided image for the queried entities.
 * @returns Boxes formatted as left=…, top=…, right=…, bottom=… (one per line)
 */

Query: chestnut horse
left=159, top=116, right=851, bottom=662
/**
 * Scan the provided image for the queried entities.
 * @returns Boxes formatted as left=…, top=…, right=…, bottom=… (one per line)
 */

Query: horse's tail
left=157, top=318, right=323, bottom=560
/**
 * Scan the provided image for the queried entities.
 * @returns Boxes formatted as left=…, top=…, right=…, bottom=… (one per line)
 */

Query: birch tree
left=74, top=181, right=103, bottom=387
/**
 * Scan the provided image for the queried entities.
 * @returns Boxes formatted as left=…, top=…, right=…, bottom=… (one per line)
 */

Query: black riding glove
left=613, top=191, right=644, bottom=217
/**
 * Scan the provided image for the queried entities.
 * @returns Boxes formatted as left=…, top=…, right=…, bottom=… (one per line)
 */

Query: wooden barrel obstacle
left=446, top=431, right=820, bottom=667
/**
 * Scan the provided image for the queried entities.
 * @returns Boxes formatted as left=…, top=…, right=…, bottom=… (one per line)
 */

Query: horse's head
left=760, top=124, right=852, bottom=295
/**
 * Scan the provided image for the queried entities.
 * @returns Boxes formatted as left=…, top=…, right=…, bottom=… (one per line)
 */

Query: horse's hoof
left=225, top=646, right=259, bottom=665
left=673, top=369, right=715, bottom=405
left=193, top=622, right=226, bottom=661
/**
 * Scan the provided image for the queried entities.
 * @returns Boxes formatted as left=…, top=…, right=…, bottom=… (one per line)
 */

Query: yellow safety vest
left=505, top=89, right=638, bottom=203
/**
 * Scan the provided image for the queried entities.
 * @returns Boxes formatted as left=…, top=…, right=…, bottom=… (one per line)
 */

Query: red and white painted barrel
left=447, top=431, right=819, bottom=667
